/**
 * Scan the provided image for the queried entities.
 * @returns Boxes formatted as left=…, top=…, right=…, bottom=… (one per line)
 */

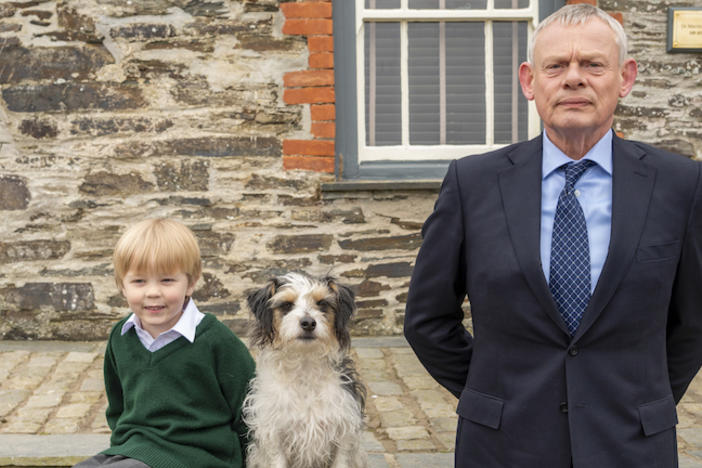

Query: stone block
left=0, top=175, right=30, bottom=210
left=267, top=234, right=333, bottom=254
left=0, top=240, right=70, bottom=264
left=357, top=299, right=389, bottom=309
left=354, top=280, right=391, bottom=297
left=184, top=18, right=270, bottom=36
left=182, top=1, right=228, bottom=17
left=339, top=234, right=422, bottom=251
left=237, top=34, right=303, bottom=52
left=199, top=301, right=242, bottom=316
left=70, top=117, right=174, bottom=136
left=385, top=426, right=430, bottom=441
left=55, top=403, right=91, bottom=419
left=367, top=381, right=403, bottom=396
left=245, top=174, right=310, bottom=192
left=110, top=23, right=176, bottom=40
left=0, top=389, right=30, bottom=417
left=366, top=262, right=414, bottom=278
left=239, top=259, right=315, bottom=283
left=195, top=231, right=236, bottom=257
left=354, top=347, right=384, bottom=360
left=2, top=82, right=144, bottom=113
left=0, top=5, right=16, bottom=17
left=372, top=396, right=404, bottom=412
left=378, top=408, right=417, bottom=428
left=49, top=5, right=103, bottom=43
left=319, top=254, right=357, bottom=265
left=396, top=453, right=454, bottom=468
left=79, top=171, right=154, bottom=196
left=24, top=391, right=65, bottom=409
left=154, top=160, right=209, bottom=191
left=323, top=208, right=365, bottom=224
left=0, top=41, right=112, bottom=84
left=114, top=136, right=281, bottom=159
left=192, top=272, right=231, bottom=301
left=18, top=118, right=58, bottom=138
left=2, top=282, right=95, bottom=312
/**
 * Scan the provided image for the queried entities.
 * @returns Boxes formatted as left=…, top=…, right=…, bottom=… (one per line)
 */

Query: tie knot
left=563, top=160, right=594, bottom=189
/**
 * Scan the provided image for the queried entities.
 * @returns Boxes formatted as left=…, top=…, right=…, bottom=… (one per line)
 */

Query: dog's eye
left=316, top=299, right=330, bottom=310
left=279, top=302, right=294, bottom=314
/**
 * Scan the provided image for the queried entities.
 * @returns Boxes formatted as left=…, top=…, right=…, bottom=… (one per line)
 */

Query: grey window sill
left=321, top=180, right=442, bottom=193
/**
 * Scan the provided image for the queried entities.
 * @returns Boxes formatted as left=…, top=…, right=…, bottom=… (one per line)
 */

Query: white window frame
left=356, top=0, right=542, bottom=163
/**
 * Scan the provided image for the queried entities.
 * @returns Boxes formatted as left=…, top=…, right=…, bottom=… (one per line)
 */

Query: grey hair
left=527, top=4, right=628, bottom=65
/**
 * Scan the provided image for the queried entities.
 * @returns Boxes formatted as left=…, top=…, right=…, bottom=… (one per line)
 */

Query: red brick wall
left=281, top=1, right=336, bottom=173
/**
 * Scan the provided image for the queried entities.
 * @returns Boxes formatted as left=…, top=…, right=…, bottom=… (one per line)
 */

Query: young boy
left=74, top=218, right=255, bottom=468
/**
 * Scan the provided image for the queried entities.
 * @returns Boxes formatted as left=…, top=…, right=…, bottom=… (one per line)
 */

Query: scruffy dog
left=243, top=273, right=367, bottom=468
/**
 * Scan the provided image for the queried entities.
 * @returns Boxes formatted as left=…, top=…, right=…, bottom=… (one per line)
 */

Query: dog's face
left=247, top=273, right=355, bottom=352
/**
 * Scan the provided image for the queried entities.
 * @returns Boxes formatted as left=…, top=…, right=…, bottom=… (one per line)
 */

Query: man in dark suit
left=404, top=4, right=702, bottom=468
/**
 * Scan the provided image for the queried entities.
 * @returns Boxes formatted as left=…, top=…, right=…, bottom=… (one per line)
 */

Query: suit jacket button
left=560, top=402, right=568, bottom=413
left=568, top=347, right=579, bottom=356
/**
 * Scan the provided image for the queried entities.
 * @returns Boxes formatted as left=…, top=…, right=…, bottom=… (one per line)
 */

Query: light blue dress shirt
left=540, top=130, right=613, bottom=294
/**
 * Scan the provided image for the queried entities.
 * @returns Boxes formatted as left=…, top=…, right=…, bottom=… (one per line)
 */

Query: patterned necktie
left=549, top=160, right=595, bottom=336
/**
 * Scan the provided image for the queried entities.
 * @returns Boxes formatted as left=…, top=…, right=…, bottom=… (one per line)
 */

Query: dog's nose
left=300, top=317, right=316, bottom=331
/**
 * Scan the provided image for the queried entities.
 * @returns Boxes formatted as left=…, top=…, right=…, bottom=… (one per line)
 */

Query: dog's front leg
left=249, top=433, right=288, bottom=468
left=269, top=432, right=288, bottom=468
left=331, top=435, right=367, bottom=468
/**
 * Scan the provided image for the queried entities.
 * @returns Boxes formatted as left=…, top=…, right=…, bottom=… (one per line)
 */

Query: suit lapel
left=573, top=135, right=656, bottom=341
left=499, top=136, right=570, bottom=335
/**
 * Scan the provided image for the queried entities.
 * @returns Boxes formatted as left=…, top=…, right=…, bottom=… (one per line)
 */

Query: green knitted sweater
left=101, top=313, right=255, bottom=468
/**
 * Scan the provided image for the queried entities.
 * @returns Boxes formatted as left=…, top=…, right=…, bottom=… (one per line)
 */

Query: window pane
left=408, top=22, right=485, bottom=145
left=446, top=22, right=485, bottom=144
left=409, top=0, right=487, bottom=9
left=365, top=22, right=402, bottom=146
left=493, top=21, right=528, bottom=144
left=408, top=23, right=440, bottom=144
left=494, top=0, right=529, bottom=8
left=365, top=0, right=401, bottom=8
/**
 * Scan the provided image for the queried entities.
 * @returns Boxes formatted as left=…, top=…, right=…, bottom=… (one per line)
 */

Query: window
left=333, top=0, right=564, bottom=179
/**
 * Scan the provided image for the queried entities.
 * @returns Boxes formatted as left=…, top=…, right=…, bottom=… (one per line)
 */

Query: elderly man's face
left=519, top=18, right=636, bottom=140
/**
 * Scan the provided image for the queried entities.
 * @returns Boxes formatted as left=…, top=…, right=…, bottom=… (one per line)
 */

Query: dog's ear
left=325, top=277, right=355, bottom=350
left=247, top=278, right=281, bottom=347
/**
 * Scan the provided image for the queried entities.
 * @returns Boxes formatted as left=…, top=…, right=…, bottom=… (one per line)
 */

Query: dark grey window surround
left=331, top=0, right=565, bottom=182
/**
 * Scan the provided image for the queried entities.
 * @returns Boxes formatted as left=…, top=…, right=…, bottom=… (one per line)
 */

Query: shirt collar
left=121, top=299, right=203, bottom=343
left=542, top=129, right=613, bottom=179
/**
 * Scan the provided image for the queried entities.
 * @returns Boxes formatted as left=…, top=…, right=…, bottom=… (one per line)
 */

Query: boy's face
left=120, top=270, right=195, bottom=339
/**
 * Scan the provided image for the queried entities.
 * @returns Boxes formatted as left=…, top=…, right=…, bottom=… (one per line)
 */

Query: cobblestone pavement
left=1, top=337, right=702, bottom=467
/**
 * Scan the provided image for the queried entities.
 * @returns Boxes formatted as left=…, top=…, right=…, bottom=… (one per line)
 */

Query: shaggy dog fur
left=243, top=273, right=367, bottom=468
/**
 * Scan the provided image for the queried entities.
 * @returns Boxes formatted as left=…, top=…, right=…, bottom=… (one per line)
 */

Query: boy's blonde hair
left=113, top=218, right=202, bottom=288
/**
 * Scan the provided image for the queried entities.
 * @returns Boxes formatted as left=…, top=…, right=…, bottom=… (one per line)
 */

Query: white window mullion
left=356, top=0, right=366, bottom=153
left=400, top=20, right=409, bottom=147
left=484, top=20, right=494, bottom=146
left=527, top=2, right=541, bottom=139
left=369, top=21, right=377, bottom=146
left=439, top=0, right=447, bottom=145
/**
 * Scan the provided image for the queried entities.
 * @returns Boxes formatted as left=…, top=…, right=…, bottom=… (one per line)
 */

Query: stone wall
left=603, top=0, right=702, bottom=158
left=0, top=0, right=700, bottom=340
left=0, top=0, right=432, bottom=340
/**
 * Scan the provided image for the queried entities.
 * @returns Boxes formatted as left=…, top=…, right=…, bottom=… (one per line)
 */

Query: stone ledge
left=0, top=434, right=109, bottom=467
left=0, top=432, right=400, bottom=467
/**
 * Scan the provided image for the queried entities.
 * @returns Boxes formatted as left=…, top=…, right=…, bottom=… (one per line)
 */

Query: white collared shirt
left=121, top=299, right=205, bottom=352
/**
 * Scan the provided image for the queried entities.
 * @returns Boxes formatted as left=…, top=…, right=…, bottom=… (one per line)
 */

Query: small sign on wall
left=668, top=7, right=702, bottom=53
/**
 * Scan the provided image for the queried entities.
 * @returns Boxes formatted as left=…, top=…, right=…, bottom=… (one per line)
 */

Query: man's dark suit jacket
left=404, top=134, right=702, bottom=468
